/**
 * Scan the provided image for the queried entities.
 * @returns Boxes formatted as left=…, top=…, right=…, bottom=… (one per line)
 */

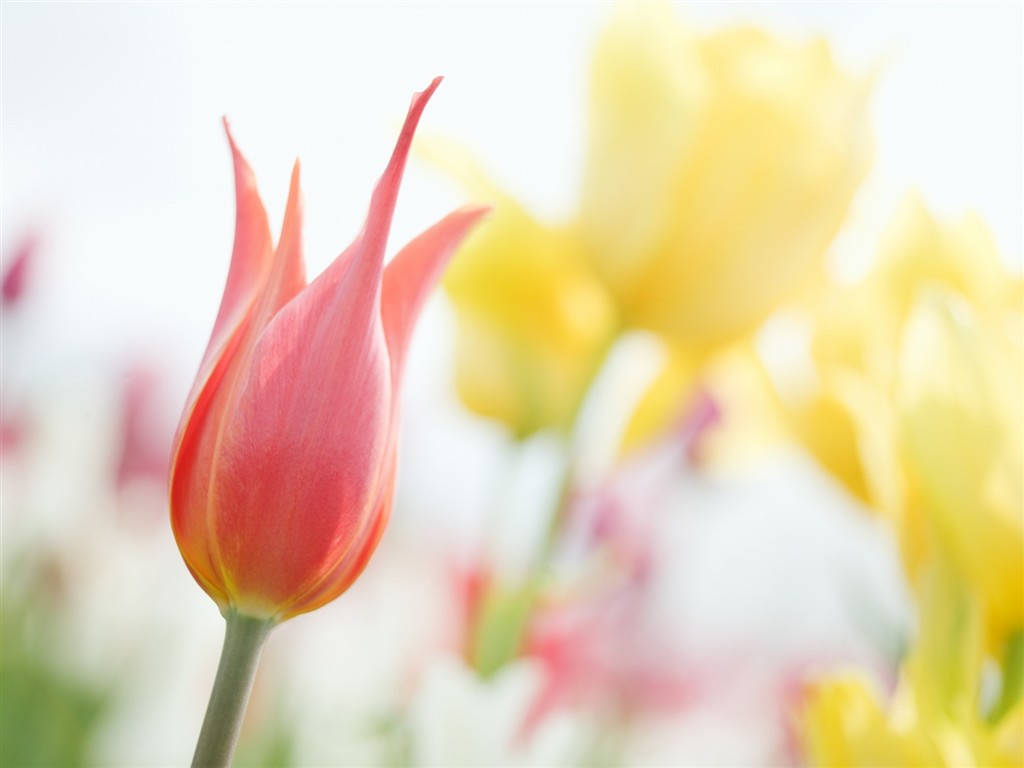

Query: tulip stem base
left=191, top=611, right=274, bottom=768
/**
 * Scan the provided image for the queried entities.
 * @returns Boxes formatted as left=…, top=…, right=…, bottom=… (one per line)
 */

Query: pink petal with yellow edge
left=170, top=125, right=273, bottom=603
left=170, top=148, right=307, bottom=606
left=278, top=456, right=398, bottom=619
left=382, top=205, right=491, bottom=382
left=211, top=253, right=392, bottom=614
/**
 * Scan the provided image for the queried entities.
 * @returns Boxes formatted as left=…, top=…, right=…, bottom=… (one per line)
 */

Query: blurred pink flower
left=522, top=441, right=701, bottom=731
left=525, top=584, right=698, bottom=730
left=1, top=232, right=35, bottom=307
left=116, top=364, right=172, bottom=493
left=1, top=231, right=39, bottom=458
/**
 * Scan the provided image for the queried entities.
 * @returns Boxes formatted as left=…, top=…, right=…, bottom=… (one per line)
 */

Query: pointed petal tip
left=358, top=77, right=448, bottom=278
left=458, top=202, right=493, bottom=220
left=280, top=158, right=305, bottom=244
left=416, top=77, right=444, bottom=105
left=223, top=117, right=259, bottom=191
left=281, top=159, right=304, bottom=240
left=222, top=116, right=239, bottom=154
left=443, top=203, right=493, bottom=236
left=442, top=204, right=492, bottom=241
left=380, top=203, right=492, bottom=379
left=402, top=77, right=443, bottom=144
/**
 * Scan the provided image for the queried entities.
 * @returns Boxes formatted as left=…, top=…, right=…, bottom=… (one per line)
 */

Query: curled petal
left=382, top=205, right=491, bottom=382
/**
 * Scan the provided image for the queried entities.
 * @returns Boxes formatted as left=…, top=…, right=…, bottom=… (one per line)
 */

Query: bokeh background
left=2, top=2, right=1021, bottom=766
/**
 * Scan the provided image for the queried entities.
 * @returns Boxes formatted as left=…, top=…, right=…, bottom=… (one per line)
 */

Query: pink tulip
left=170, top=79, right=486, bottom=622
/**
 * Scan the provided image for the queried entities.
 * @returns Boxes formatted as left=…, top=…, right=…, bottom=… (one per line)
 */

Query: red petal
left=174, top=81, right=453, bottom=616
left=277, top=454, right=398, bottom=619
left=244, top=160, right=308, bottom=343
left=184, top=121, right=275, bottom=418
left=330, top=77, right=446, bottom=335
left=170, top=139, right=307, bottom=602
left=204, top=81, right=447, bottom=613
left=382, top=205, right=490, bottom=382
left=209, top=275, right=392, bottom=611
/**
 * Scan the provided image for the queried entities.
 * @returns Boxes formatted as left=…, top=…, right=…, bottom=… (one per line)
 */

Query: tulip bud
left=170, top=79, right=486, bottom=622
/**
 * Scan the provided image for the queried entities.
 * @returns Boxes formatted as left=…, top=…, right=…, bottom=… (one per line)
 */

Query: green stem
left=470, top=324, right=624, bottom=678
left=534, top=447, right=576, bottom=571
left=191, top=611, right=275, bottom=768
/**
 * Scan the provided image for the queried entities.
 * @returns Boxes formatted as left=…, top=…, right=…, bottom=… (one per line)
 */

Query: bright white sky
left=2, top=2, right=1020, bottom=377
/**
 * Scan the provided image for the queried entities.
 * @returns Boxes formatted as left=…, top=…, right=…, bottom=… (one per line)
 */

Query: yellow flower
left=619, top=343, right=695, bottom=453
left=800, top=671, right=1021, bottom=768
left=792, top=200, right=1023, bottom=766
left=622, top=341, right=790, bottom=461
left=429, top=141, right=618, bottom=437
left=801, top=672, right=938, bottom=767
left=800, top=559, right=1023, bottom=767
left=434, top=4, right=871, bottom=440
left=780, top=199, right=1021, bottom=586
left=445, top=211, right=616, bottom=438
left=580, top=3, right=873, bottom=352
left=898, top=289, right=1023, bottom=647
left=795, top=283, right=913, bottom=551
left=875, top=194, right=1014, bottom=318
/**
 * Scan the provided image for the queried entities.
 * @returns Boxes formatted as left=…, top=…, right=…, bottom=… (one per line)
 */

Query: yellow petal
left=873, top=194, right=1014, bottom=320
left=579, top=1, right=707, bottom=308
left=800, top=672, right=937, bottom=767
left=581, top=5, right=873, bottom=350
left=619, top=343, right=696, bottom=453
left=898, top=290, right=1024, bottom=642
left=992, top=700, right=1024, bottom=767
left=790, top=391, right=871, bottom=502
left=437, top=150, right=618, bottom=436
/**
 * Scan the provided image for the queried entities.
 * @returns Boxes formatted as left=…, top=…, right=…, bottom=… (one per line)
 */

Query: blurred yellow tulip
left=898, top=290, right=1023, bottom=647
left=618, top=343, right=695, bottom=453
left=800, top=671, right=1021, bottom=768
left=791, top=198, right=1023, bottom=766
left=801, top=672, right=939, bottom=767
left=780, top=199, right=1021, bottom=585
left=445, top=204, right=617, bottom=437
left=801, top=558, right=1023, bottom=767
left=432, top=4, right=873, bottom=440
left=426, top=139, right=619, bottom=437
left=580, top=3, right=873, bottom=351
left=875, top=195, right=1014, bottom=319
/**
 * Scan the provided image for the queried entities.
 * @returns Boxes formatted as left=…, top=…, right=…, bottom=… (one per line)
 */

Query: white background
left=2, top=2, right=1021, bottom=373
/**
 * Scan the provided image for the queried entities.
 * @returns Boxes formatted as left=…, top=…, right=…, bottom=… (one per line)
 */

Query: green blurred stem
left=471, top=449, right=576, bottom=677
left=472, top=324, right=623, bottom=677
left=191, top=611, right=274, bottom=768
left=535, top=451, right=577, bottom=569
